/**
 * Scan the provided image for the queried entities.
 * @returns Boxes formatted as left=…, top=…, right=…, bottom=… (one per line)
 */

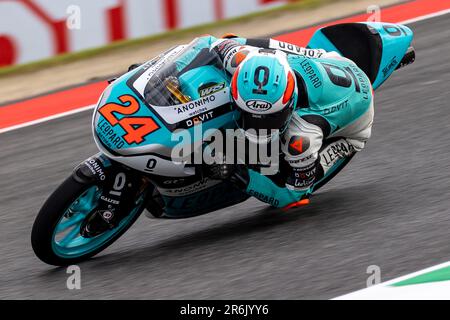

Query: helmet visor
left=238, top=101, right=294, bottom=133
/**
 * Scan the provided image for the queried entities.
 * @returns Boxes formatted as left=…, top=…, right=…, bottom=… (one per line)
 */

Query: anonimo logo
left=245, top=100, right=272, bottom=112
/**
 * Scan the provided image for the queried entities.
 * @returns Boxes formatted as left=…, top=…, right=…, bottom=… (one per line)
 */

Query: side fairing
left=367, top=22, right=413, bottom=89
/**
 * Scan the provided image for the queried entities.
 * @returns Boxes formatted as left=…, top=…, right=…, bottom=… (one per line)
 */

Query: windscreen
left=141, top=37, right=227, bottom=107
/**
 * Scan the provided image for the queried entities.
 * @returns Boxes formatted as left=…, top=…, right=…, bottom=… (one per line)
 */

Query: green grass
left=0, top=0, right=335, bottom=78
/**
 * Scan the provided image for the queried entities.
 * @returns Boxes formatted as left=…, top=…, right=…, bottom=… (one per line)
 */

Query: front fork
left=72, top=153, right=150, bottom=225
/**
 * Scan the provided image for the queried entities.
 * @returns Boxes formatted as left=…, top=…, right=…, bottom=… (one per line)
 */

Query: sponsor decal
left=144, top=158, right=157, bottom=173
left=286, top=154, right=313, bottom=165
left=223, top=46, right=239, bottom=68
left=175, top=104, right=231, bottom=130
left=85, top=158, right=107, bottom=181
left=198, top=82, right=225, bottom=97
left=258, top=48, right=277, bottom=55
left=291, top=179, right=312, bottom=189
left=96, top=118, right=126, bottom=149
left=288, top=162, right=316, bottom=189
left=158, top=178, right=220, bottom=197
left=140, top=52, right=164, bottom=71
left=176, top=95, right=216, bottom=114
left=270, top=39, right=324, bottom=58
left=185, top=111, right=215, bottom=127
left=348, top=64, right=370, bottom=100
left=100, top=196, right=120, bottom=205
left=117, top=154, right=191, bottom=177
left=132, top=45, right=186, bottom=94
left=248, top=189, right=279, bottom=207
left=382, top=56, right=398, bottom=78
left=245, top=100, right=272, bottom=112
left=320, top=139, right=354, bottom=169
left=162, top=178, right=186, bottom=186
left=300, top=60, right=322, bottom=88
left=97, top=94, right=160, bottom=146
left=152, top=89, right=230, bottom=125
left=323, top=100, right=349, bottom=115
left=99, top=210, right=114, bottom=222
left=288, top=136, right=310, bottom=156
left=216, top=39, right=240, bottom=57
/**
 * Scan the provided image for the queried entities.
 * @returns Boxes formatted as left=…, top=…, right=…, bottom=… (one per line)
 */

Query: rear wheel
left=31, top=176, right=147, bottom=266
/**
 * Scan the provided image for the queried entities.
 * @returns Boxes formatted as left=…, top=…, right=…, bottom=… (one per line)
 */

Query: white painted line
left=334, top=261, right=450, bottom=300
left=0, top=104, right=95, bottom=134
left=399, top=8, right=450, bottom=25
left=1, top=8, right=449, bottom=135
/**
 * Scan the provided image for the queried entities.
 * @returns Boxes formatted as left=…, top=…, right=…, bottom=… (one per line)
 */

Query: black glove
left=208, top=162, right=249, bottom=190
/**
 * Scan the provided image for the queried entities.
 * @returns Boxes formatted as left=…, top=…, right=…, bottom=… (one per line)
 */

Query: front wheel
left=31, top=176, right=147, bottom=266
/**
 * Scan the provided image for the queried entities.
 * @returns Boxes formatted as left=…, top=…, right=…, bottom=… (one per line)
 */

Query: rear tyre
left=31, top=175, right=146, bottom=266
left=396, top=46, right=415, bottom=70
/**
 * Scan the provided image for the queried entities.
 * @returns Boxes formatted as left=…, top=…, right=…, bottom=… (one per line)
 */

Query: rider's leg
left=313, top=100, right=374, bottom=191
left=329, top=99, right=374, bottom=151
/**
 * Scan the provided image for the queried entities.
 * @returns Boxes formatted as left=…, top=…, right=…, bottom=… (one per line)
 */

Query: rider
left=207, top=34, right=374, bottom=210
left=83, top=34, right=374, bottom=236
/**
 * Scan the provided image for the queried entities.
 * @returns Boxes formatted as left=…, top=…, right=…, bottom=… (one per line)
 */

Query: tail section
left=307, top=22, right=414, bottom=90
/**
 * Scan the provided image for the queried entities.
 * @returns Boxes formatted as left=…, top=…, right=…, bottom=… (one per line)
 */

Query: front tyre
left=31, top=175, right=146, bottom=266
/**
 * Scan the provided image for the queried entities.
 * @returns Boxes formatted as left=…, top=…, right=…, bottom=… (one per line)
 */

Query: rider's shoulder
left=289, top=54, right=363, bottom=104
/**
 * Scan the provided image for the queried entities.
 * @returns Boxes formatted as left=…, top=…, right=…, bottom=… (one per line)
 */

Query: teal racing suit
left=207, top=36, right=375, bottom=209
left=172, top=35, right=374, bottom=209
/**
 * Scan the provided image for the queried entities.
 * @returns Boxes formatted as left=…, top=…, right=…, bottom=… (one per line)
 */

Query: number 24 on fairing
left=99, top=94, right=160, bottom=144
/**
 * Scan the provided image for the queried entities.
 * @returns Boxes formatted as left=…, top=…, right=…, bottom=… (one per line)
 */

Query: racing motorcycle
left=31, top=22, right=415, bottom=266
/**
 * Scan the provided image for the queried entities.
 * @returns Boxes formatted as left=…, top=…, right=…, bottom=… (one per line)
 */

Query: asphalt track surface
left=1, top=14, right=450, bottom=299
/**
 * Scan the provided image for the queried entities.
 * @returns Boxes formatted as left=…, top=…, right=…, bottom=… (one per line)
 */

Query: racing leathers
left=211, top=36, right=374, bottom=209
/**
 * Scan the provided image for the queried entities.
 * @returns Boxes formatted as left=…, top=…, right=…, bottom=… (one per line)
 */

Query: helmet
left=230, top=49, right=297, bottom=143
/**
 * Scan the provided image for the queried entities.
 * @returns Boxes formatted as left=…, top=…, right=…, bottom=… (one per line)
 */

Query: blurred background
left=0, top=0, right=401, bottom=104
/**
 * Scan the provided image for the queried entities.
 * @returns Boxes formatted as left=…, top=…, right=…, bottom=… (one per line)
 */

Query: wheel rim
left=51, top=186, right=144, bottom=258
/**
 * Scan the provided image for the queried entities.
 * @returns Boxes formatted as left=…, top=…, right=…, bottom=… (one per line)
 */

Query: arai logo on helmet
left=245, top=100, right=272, bottom=112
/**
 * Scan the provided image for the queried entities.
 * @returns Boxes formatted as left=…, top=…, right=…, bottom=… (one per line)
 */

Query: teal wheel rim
left=51, top=186, right=144, bottom=258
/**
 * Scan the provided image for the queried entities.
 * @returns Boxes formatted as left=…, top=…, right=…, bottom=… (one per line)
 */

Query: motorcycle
left=31, top=22, right=415, bottom=266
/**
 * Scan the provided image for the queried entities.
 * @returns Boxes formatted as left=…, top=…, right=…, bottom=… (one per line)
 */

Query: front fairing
left=92, top=37, right=239, bottom=159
